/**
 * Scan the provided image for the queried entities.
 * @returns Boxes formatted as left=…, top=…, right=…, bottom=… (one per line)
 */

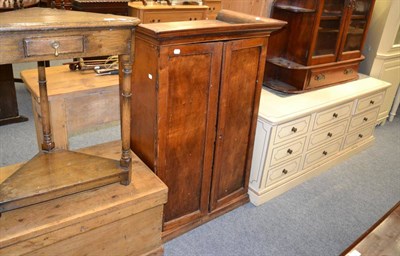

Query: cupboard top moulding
left=135, top=9, right=287, bottom=45
left=0, top=8, right=140, bottom=214
left=264, top=0, right=376, bottom=93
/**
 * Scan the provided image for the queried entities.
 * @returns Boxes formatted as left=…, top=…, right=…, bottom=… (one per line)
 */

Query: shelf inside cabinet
left=275, top=4, right=316, bottom=13
left=351, top=14, right=367, bottom=20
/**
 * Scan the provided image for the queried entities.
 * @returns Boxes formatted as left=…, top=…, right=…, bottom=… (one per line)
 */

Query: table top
left=0, top=7, right=139, bottom=32
left=258, top=75, right=391, bottom=124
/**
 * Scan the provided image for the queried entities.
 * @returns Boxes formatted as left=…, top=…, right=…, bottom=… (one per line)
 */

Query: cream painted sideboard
left=249, top=76, right=390, bottom=206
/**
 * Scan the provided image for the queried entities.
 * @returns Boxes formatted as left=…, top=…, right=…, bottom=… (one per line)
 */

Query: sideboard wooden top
left=258, top=76, right=391, bottom=124
left=137, top=9, right=286, bottom=40
left=0, top=7, right=140, bottom=32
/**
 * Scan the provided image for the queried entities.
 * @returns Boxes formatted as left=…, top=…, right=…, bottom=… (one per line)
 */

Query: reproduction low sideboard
left=249, top=76, right=390, bottom=205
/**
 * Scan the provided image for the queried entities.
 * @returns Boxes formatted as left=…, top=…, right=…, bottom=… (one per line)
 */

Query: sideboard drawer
left=303, top=138, right=343, bottom=169
left=313, top=102, right=353, bottom=130
left=23, top=36, right=84, bottom=57
left=265, top=157, right=302, bottom=188
left=343, top=124, right=375, bottom=149
left=270, top=137, right=306, bottom=166
left=308, top=119, right=348, bottom=150
left=274, top=115, right=310, bottom=144
left=348, top=107, right=379, bottom=132
left=354, top=91, right=385, bottom=114
left=307, top=64, right=358, bottom=90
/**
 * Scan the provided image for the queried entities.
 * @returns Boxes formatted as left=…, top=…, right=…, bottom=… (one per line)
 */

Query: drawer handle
left=358, top=134, right=363, bottom=138
left=287, top=149, right=293, bottom=155
left=282, top=169, right=288, bottom=175
left=332, top=113, right=338, bottom=118
left=51, top=41, right=60, bottom=57
left=327, top=132, right=333, bottom=137
left=291, top=127, right=297, bottom=133
left=151, top=19, right=155, bottom=23
left=189, top=18, right=192, bottom=20
left=370, top=100, right=375, bottom=105
left=322, top=151, right=328, bottom=156
left=363, top=117, right=368, bottom=122
left=344, top=68, right=353, bottom=75
left=158, top=19, right=161, bottom=22
left=314, top=74, right=325, bottom=81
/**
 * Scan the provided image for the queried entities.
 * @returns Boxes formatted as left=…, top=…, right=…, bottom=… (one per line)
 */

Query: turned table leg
left=37, top=61, right=55, bottom=151
left=119, top=54, right=132, bottom=185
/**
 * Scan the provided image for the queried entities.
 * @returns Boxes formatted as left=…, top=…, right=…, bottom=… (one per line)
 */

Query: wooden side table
left=21, top=66, right=120, bottom=150
left=0, top=8, right=140, bottom=214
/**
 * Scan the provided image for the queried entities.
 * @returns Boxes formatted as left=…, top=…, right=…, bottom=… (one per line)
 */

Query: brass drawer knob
left=51, top=41, right=60, bottom=57
left=287, top=148, right=293, bottom=154
left=291, top=127, right=297, bottom=133
left=363, top=117, right=368, bottom=122
left=332, top=113, right=338, bottom=118
left=358, top=134, right=363, bottom=138
left=344, top=68, right=353, bottom=75
left=314, top=73, right=325, bottom=81
left=327, top=132, right=333, bottom=137
left=370, top=100, right=375, bottom=105
left=282, top=169, right=288, bottom=174
left=322, top=151, right=328, bottom=156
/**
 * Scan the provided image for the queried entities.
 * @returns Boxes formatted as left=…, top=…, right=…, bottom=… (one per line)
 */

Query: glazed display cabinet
left=264, top=0, right=376, bottom=93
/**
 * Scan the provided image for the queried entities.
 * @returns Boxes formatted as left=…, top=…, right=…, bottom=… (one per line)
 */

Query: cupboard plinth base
left=162, top=194, right=249, bottom=242
left=0, top=115, right=28, bottom=126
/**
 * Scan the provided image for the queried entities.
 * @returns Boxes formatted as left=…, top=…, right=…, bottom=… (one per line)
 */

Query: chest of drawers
left=249, top=76, right=390, bottom=205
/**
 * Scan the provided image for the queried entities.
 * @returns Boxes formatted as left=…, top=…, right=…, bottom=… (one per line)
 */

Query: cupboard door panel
left=210, top=38, right=267, bottom=211
left=157, top=42, right=222, bottom=226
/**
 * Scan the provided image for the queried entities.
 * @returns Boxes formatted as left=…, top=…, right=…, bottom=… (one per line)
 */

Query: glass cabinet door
left=340, top=0, right=373, bottom=58
left=312, top=0, right=345, bottom=62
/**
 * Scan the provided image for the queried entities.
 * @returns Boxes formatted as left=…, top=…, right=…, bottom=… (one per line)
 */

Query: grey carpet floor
left=0, top=82, right=399, bottom=256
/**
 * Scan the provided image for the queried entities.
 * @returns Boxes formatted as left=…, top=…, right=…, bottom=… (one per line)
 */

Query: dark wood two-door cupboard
left=131, top=10, right=286, bottom=240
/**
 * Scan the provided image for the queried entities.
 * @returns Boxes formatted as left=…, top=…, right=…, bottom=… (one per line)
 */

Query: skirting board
left=249, top=137, right=375, bottom=206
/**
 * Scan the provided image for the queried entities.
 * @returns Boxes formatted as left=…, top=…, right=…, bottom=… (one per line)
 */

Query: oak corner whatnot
left=0, top=8, right=140, bottom=214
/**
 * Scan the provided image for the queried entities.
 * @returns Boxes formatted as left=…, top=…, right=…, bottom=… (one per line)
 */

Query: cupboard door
left=338, top=0, right=375, bottom=61
left=157, top=42, right=223, bottom=229
left=210, top=38, right=267, bottom=211
left=311, top=0, right=346, bottom=65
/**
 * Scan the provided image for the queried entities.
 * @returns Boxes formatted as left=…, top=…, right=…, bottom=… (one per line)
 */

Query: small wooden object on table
left=0, top=141, right=168, bottom=256
left=0, top=8, right=140, bottom=213
left=21, top=66, right=119, bottom=150
left=131, top=9, right=286, bottom=240
left=128, top=1, right=208, bottom=23
left=264, top=0, right=376, bottom=93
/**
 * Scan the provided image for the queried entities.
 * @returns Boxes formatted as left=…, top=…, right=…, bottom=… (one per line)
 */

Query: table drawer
left=23, top=36, right=84, bottom=57
left=307, top=64, right=358, bottom=90
left=270, top=137, right=306, bottom=167
left=313, top=102, right=353, bottom=130
left=354, top=91, right=385, bottom=115
left=303, top=138, right=343, bottom=169
left=265, top=157, right=302, bottom=188
left=308, top=119, right=348, bottom=150
left=274, top=115, right=310, bottom=144
left=348, top=107, right=379, bottom=132
left=343, top=124, right=375, bottom=149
